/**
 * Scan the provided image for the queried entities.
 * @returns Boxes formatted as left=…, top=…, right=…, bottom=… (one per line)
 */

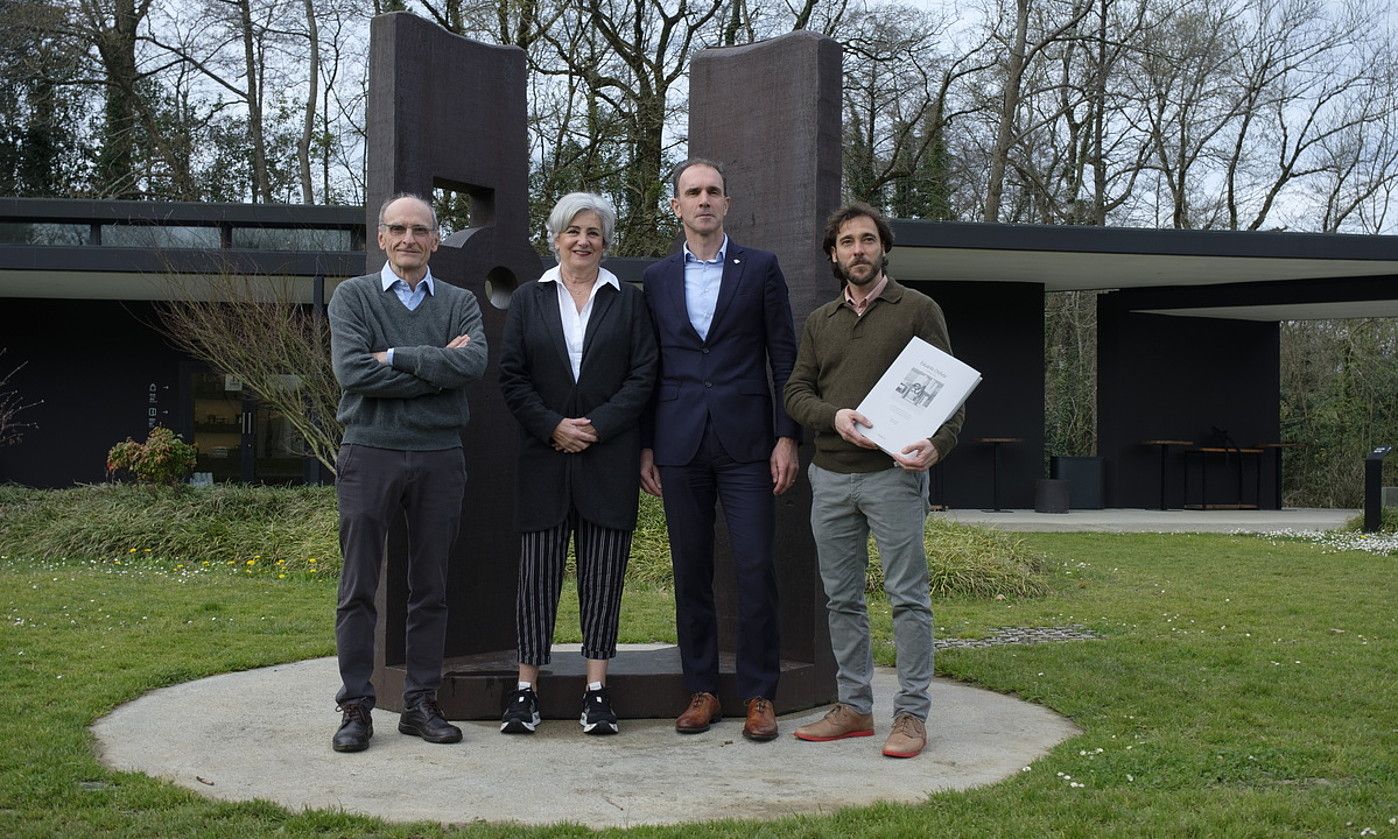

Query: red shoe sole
left=881, top=746, right=923, bottom=758
left=794, top=729, right=875, bottom=742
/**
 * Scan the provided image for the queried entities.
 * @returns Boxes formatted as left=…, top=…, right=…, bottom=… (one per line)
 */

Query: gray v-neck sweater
left=328, top=272, right=488, bottom=450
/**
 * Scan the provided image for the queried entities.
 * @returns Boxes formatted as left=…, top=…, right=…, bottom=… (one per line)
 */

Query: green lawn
left=0, top=531, right=1393, bottom=837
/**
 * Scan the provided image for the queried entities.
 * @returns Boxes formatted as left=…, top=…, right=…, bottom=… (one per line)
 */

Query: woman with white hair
left=498, top=192, right=657, bottom=735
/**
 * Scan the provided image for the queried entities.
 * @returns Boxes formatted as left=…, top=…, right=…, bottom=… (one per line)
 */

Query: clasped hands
left=371, top=334, right=471, bottom=364
left=834, top=408, right=940, bottom=471
left=551, top=417, right=597, bottom=453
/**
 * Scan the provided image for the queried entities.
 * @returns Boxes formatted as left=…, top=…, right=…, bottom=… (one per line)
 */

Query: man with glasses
left=327, top=193, right=488, bottom=752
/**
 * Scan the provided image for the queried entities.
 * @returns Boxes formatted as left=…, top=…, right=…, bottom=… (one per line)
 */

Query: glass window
left=230, top=227, right=353, bottom=251
left=0, top=222, right=89, bottom=245
left=191, top=371, right=244, bottom=484
left=102, top=225, right=221, bottom=248
left=102, top=224, right=221, bottom=248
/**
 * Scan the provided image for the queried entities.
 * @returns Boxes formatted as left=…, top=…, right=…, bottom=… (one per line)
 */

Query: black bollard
left=1364, top=445, right=1391, bottom=533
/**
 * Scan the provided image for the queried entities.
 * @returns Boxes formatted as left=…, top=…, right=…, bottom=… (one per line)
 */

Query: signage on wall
left=146, top=382, right=170, bottom=430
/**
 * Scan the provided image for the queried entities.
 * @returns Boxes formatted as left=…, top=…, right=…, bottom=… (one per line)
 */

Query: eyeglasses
left=380, top=224, right=435, bottom=238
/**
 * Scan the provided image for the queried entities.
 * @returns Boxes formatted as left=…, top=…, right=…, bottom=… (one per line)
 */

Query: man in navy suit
left=640, top=158, right=800, bottom=742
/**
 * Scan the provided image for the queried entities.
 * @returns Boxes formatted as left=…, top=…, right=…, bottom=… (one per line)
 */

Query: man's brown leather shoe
left=742, top=697, right=778, bottom=742
left=675, top=692, right=721, bottom=733
left=882, top=713, right=927, bottom=758
left=793, top=703, right=875, bottom=742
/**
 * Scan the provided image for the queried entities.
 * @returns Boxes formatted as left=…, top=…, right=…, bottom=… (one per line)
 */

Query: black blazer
left=499, top=272, right=658, bottom=532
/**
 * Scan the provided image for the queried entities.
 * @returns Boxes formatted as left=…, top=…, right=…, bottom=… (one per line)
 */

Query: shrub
left=869, top=517, right=1050, bottom=599
left=1341, top=506, right=1398, bottom=533
left=106, top=426, right=198, bottom=485
left=0, top=483, right=338, bottom=571
left=627, top=493, right=1049, bottom=599
left=0, top=485, right=1050, bottom=600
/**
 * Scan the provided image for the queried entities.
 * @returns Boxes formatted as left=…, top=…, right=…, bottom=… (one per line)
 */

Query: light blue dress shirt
left=380, top=261, right=436, bottom=364
left=683, top=236, right=727, bottom=340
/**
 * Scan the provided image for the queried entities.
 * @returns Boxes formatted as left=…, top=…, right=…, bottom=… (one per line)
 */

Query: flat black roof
left=2, top=200, right=1395, bottom=318
left=0, top=197, right=363, bottom=228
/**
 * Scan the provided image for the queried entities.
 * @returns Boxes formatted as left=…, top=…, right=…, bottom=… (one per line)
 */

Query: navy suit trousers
left=660, top=420, right=780, bottom=700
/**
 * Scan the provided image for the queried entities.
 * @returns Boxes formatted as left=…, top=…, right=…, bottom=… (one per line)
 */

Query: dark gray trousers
left=334, top=443, right=466, bottom=709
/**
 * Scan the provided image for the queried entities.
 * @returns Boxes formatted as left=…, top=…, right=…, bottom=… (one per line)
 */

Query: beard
left=832, top=254, right=886, bottom=286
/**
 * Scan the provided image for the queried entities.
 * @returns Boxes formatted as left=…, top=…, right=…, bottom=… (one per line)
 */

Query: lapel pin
left=733, top=258, right=741, bottom=264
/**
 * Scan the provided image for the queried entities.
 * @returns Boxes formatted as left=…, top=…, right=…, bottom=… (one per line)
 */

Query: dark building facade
left=0, top=198, right=363, bottom=487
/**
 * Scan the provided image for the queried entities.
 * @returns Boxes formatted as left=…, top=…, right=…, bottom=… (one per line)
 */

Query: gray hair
left=670, top=157, right=728, bottom=196
left=546, top=192, right=617, bottom=254
left=376, top=192, right=438, bottom=230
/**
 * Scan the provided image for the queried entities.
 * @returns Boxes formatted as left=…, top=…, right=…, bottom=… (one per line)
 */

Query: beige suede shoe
left=881, top=713, right=926, bottom=758
left=793, top=703, right=875, bottom=741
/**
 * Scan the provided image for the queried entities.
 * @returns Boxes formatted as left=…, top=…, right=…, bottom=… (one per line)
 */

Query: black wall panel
left=1098, top=292, right=1280, bottom=508
left=0, top=299, right=184, bottom=487
left=914, top=280, right=1045, bottom=510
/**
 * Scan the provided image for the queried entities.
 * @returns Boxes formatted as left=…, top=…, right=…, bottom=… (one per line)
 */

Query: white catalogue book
left=854, top=337, right=981, bottom=458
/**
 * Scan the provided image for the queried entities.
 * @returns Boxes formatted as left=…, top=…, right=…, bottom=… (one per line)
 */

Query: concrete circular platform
left=92, top=652, right=1079, bottom=828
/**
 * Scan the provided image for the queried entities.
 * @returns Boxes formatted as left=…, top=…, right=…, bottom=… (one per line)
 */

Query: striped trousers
left=516, top=511, right=632, bottom=665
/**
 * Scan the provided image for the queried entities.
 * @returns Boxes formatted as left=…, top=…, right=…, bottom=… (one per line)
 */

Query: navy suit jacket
left=642, top=240, right=800, bottom=466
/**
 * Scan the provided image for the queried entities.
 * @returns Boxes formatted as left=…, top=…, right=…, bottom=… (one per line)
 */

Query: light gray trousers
left=808, top=463, right=933, bottom=720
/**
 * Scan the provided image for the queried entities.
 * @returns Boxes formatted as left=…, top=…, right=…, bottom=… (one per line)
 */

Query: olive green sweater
left=784, top=277, right=964, bottom=473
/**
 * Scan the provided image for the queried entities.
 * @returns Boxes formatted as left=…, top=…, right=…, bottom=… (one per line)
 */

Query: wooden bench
left=1184, top=446, right=1263, bottom=510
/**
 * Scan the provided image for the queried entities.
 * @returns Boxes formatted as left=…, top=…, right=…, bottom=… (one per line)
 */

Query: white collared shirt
left=683, top=235, right=728, bottom=340
left=380, top=262, right=437, bottom=364
left=540, top=265, right=621, bottom=381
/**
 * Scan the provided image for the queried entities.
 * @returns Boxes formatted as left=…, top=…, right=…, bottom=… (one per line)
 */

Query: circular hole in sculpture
left=484, top=266, right=518, bottom=310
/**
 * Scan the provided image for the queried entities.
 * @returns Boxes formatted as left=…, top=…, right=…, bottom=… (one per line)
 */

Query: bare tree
left=981, top=0, right=1093, bottom=222
left=0, top=350, right=41, bottom=449
left=1311, top=77, right=1398, bottom=233
left=141, top=0, right=310, bottom=202
left=1218, top=0, right=1382, bottom=230
left=296, top=0, right=318, bottom=202
left=1011, top=0, right=1155, bottom=224
left=310, top=1, right=369, bottom=204
left=1043, top=290, right=1098, bottom=458
left=840, top=3, right=991, bottom=213
left=155, top=272, right=342, bottom=473
left=575, top=0, right=724, bottom=254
